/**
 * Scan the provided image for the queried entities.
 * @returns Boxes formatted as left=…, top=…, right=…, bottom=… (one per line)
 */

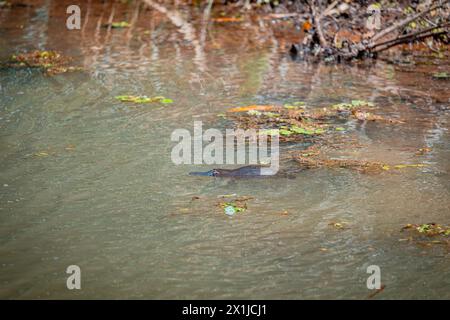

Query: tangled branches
left=291, top=0, right=449, bottom=60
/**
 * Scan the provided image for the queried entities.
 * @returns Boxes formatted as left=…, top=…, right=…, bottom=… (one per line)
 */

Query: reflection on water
left=0, top=1, right=449, bottom=299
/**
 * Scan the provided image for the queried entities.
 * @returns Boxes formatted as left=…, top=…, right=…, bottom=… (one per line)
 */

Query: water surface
left=0, top=0, right=449, bottom=299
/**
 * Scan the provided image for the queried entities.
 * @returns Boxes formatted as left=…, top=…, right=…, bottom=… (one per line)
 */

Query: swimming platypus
left=189, top=165, right=295, bottom=178
left=189, top=165, right=263, bottom=177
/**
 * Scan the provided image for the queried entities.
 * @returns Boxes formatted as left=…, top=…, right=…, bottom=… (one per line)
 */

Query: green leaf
left=417, top=224, right=431, bottom=233
left=259, top=129, right=279, bottom=136
left=289, top=126, right=307, bottom=134
left=279, top=129, right=293, bottom=136
left=432, top=72, right=449, bottom=79
left=247, top=110, right=262, bottom=116
left=289, top=126, right=325, bottom=135
left=351, top=100, right=374, bottom=107
left=160, top=98, right=173, bottom=104
left=284, top=102, right=305, bottom=109
left=262, top=112, right=280, bottom=118
left=332, top=100, right=374, bottom=110
left=111, top=21, right=131, bottom=28
left=115, top=95, right=173, bottom=104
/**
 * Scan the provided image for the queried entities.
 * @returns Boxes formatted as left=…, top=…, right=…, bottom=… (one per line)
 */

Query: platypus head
left=189, top=169, right=220, bottom=177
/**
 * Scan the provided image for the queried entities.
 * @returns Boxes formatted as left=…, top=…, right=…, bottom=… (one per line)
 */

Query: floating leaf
left=284, top=102, right=305, bottom=109
left=217, top=194, right=237, bottom=198
left=417, top=224, right=431, bottom=233
left=65, top=144, right=76, bottom=151
left=351, top=100, right=374, bottom=107
left=115, top=95, right=151, bottom=103
left=432, top=72, right=449, bottom=79
left=115, top=95, right=173, bottom=104
left=258, top=129, right=280, bottom=136
left=279, top=129, right=293, bottom=136
left=393, top=164, right=427, bottom=169
left=34, top=151, right=49, bottom=157
left=228, top=105, right=277, bottom=113
left=111, top=21, right=130, bottom=28
left=332, top=103, right=353, bottom=110
left=415, top=147, right=432, bottom=155
left=329, top=222, right=347, bottom=229
left=160, top=98, right=173, bottom=104
left=382, top=164, right=427, bottom=170
left=263, top=112, right=280, bottom=118
left=247, top=110, right=262, bottom=116
left=290, top=126, right=325, bottom=135
left=332, top=100, right=374, bottom=111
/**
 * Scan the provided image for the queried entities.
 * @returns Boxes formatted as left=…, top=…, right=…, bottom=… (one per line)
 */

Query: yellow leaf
left=393, top=164, right=427, bottom=169
left=35, top=151, right=49, bottom=157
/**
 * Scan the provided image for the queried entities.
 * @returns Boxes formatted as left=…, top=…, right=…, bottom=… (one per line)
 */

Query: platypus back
left=189, top=165, right=279, bottom=177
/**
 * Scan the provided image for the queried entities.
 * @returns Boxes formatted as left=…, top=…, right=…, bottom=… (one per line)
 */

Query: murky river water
left=0, top=1, right=449, bottom=299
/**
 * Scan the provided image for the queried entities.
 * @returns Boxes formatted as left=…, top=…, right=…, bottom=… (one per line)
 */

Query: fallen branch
left=373, top=28, right=448, bottom=53
left=371, top=23, right=449, bottom=52
left=292, top=0, right=449, bottom=60
left=369, top=0, right=449, bottom=46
